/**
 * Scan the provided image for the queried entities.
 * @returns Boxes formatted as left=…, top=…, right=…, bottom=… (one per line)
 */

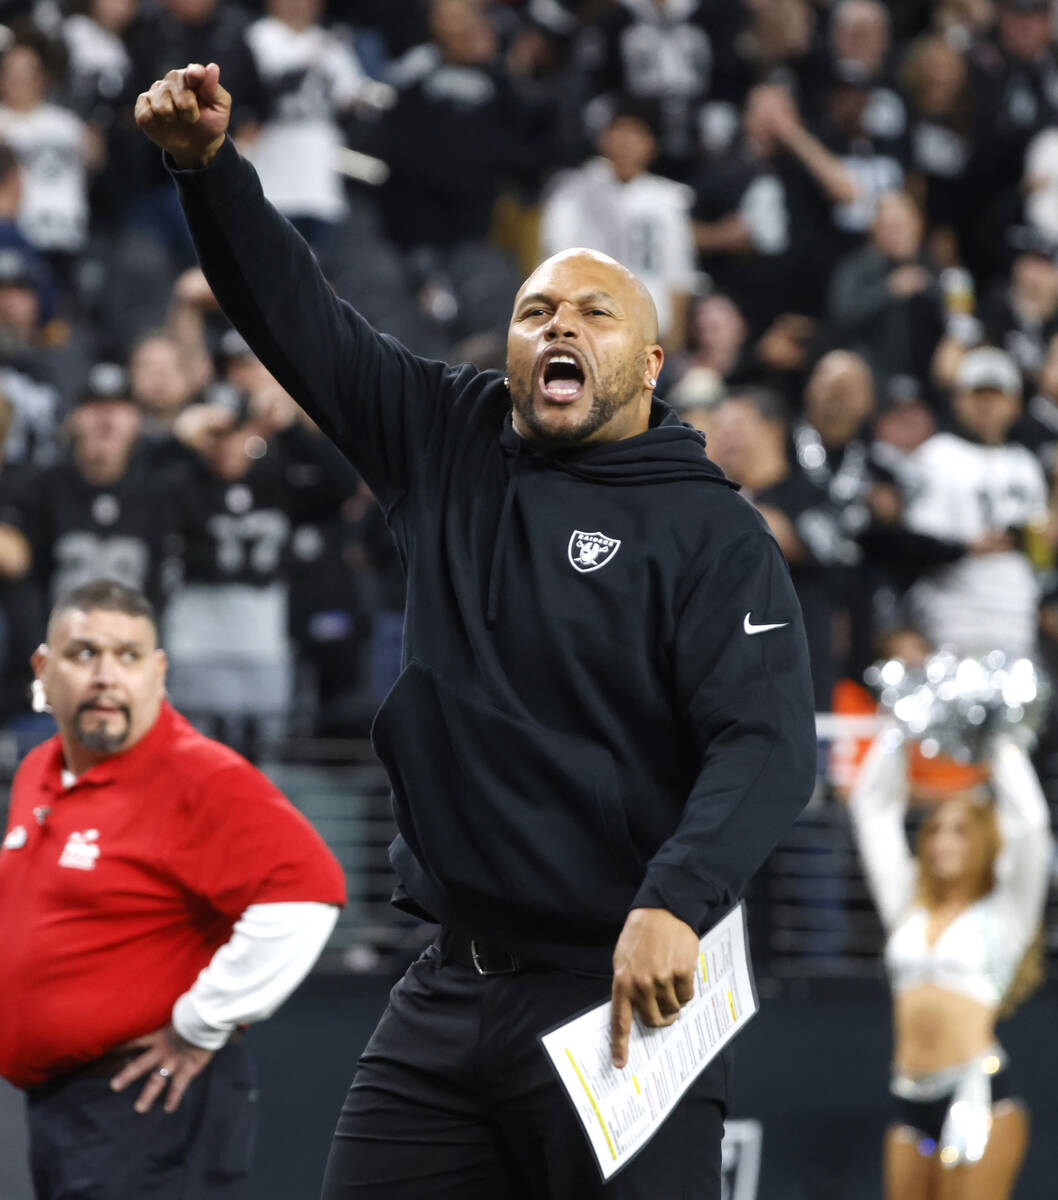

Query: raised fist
left=135, top=62, right=230, bottom=169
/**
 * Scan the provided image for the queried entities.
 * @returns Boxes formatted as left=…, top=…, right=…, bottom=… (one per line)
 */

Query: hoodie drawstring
left=486, top=445, right=525, bottom=626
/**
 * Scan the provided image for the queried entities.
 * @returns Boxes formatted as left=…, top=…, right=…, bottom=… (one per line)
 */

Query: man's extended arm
left=136, top=63, right=451, bottom=509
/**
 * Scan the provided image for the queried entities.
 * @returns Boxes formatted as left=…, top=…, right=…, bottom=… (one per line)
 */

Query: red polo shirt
left=0, top=701, right=346, bottom=1090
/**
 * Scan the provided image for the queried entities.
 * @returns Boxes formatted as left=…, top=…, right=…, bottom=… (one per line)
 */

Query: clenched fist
left=135, top=62, right=230, bottom=169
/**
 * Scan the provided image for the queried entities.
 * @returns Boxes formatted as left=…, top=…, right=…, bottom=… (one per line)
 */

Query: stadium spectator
left=0, top=247, right=68, bottom=465
left=826, top=190, right=944, bottom=395
left=902, top=346, right=1049, bottom=657
left=0, top=32, right=101, bottom=284
left=707, top=385, right=842, bottom=708
left=0, top=362, right=178, bottom=613
left=1012, top=328, right=1058, bottom=479
left=373, top=0, right=541, bottom=346
left=122, top=0, right=264, bottom=276
left=578, top=0, right=743, bottom=178
left=539, top=102, right=695, bottom=347
left=735, top=0, right=817, bottom=94
left=869, top=374, right=938, bottom=478
left=243, top=0, right=393, bottom=246
left=162, top=381, right=356, bottom=747
left=127, top=329, right=194, bottom=441
left=824, top=0, right=907, bottom=149
left=795, top=351, right=877, bottom=515
left=0, top=580, right=346, bottom=1200
left=980, top=226, right=1058, bottom=383
left=963, top=0, right=1058, bottom=277
left=0, top=143, right=54, bottom=317
left=61, top=0, right=139, bottom=230
left=668, top=291, right=752, bottom=394
left=899, top=33, right=973, bottom=265
left=693, top=82, right=858, bottom=330
left=62, top=0, right=136, bottom=125
left=811, top=60, right=905, bottom=251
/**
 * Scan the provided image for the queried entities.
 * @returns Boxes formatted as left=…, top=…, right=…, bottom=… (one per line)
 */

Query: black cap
left=198, top=380, right=251, bottom=424
left=886, top=374, right=925, bottom=407
left=75, top=362, right=131, bottom=407
left=1009, top=224, right=1058, bottom=260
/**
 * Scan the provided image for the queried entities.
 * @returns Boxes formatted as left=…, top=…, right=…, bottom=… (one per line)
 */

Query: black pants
left=26, top=1041, right=257, bottom=1199
left=321, top=944, right=728, bottom=1198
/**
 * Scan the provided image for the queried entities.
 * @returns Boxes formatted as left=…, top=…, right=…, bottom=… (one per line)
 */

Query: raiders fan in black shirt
left=2, top=363, right=179, bottom=611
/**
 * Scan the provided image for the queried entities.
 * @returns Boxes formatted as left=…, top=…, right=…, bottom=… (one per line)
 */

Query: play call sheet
left=541, top=903, right=758, bottom=1181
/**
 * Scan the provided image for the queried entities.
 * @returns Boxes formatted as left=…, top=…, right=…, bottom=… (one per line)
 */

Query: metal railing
left=3, top=733, right=1055, bottom=981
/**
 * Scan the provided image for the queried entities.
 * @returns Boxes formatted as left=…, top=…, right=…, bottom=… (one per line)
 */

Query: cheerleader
left=849, top=728, right=1053, bottom=1199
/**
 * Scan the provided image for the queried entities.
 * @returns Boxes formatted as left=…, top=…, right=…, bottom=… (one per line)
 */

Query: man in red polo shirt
left=0, top=579, right=346, bottom=1199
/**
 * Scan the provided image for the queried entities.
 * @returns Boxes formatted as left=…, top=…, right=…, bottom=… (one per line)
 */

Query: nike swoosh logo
left=744, top=613, right=789, bottom=635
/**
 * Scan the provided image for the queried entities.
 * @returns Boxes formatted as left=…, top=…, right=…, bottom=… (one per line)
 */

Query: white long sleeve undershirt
left=171, top=901, right=340, bottom=1050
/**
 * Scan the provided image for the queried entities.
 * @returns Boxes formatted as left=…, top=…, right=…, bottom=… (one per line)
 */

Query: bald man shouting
left=137, top=64, right=816, bottom=1200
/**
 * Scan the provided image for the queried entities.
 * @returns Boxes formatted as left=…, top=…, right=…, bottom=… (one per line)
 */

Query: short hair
left=47, top=580, right=157, bottom=642
left=608, top=96, right=661, bottom=140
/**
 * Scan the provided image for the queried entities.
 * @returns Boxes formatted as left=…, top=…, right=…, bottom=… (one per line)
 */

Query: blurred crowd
left=2, top=0, right=1058, bottom=761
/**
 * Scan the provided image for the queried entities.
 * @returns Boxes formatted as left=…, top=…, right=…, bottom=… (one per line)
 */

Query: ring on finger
left=157, top=1066, right=172, bottom=1078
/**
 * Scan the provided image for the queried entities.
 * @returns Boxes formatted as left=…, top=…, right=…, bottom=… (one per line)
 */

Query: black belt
left=438, top=928, right=521, bottom=975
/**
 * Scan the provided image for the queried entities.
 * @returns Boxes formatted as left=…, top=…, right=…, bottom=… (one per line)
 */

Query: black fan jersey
left=4, top=451, right=180, bottom=609
left=167, top=426, right=355, bottom=589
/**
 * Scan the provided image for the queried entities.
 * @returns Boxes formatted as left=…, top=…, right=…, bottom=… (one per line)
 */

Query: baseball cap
left=883, top=373, right=927, bottom=409
left=1008, top=224, right=1058, bottom=260
left=955, top=347, right=1022, bottom=397
left=75, top=362, right=131, bottom=407
left=198, top=380, right=252, bottom=425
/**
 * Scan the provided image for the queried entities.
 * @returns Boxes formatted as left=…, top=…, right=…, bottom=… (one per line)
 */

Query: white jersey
left=63, top=13, right=130, bottom=85
left=244, top=17, right=368, bottom=222
left=0, top=367, right=59, bottom=466
left=902, top=432, right=1048, bottom=656
left=540, top=158, right=695, bottom=340
left=0, top=103, right=88, bottom=253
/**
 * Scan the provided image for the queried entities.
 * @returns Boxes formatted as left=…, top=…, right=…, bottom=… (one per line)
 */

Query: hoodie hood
left=499, top=398, right=738, bottom=489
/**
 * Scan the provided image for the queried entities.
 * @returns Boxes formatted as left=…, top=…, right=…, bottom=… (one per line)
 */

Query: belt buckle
left=469, top=938, right=519, bottom=976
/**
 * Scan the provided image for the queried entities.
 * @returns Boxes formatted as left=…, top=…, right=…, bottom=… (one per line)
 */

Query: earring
left=648, top=378, right=657, bottom=387
left=503, top=376, right=510, bottom=389
left=31, top=679, right=51, bottom=714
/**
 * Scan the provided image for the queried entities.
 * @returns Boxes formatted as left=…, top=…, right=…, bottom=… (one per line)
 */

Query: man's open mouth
left=540, top=353, right=586, bottom=403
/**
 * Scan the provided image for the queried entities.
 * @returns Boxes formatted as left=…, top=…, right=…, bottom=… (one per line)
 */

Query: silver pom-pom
left=864, top=650, right=1050, bottom=762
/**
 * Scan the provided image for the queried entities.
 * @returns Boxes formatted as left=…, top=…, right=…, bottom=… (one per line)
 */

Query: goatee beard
left=73, top=706, right=131, bottom=755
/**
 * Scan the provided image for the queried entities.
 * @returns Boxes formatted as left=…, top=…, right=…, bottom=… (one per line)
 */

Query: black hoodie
left=173, top=139, right=817, bottom=972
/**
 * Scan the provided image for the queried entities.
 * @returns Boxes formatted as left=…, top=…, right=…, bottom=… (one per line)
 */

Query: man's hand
left=969, top=530, right=1015, bottom=556
left=172, top=402, right=236, bottom=452
left=135, top=62, right=230, bottom=169
left=109, top=1023, right=215, bottom=1114
left=887, top=265, right=931, bottom=298
left=610, top=908, right=700, bottom=1068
